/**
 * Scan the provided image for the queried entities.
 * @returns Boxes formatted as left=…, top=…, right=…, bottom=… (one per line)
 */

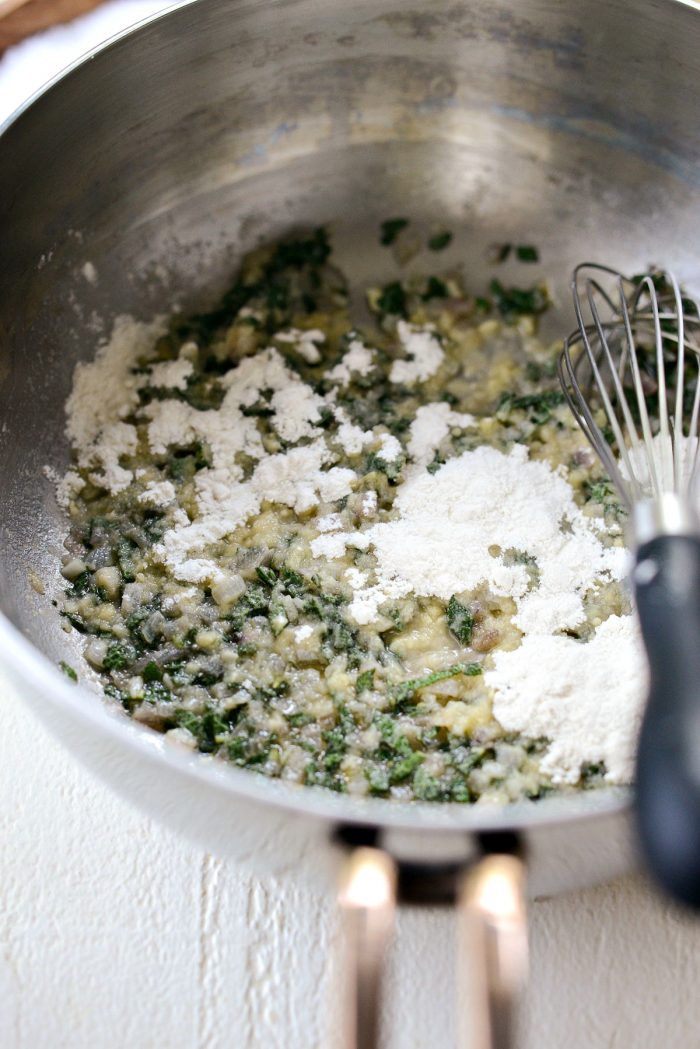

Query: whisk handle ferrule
left=633, top=496, right=700, bottom=546
left=634, top=533, right=700, bottom=908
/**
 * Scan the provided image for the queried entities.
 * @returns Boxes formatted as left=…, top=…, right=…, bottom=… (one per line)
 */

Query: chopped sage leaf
left=103, top=643, right=135, bottom=671
left=422, top=275, right=449, bottom=301
left=377, top=281, right=408, bottom=317
left=516, top=244, right=539, bottom=263
left=446, top=596, right=474, bottom=645
left=380, top=217, right=409, bottom=245
left=356, top=669, right=375, bottom=693
left=490, top=279, right=549, bottom=319
left=428, top=230, right=453, bottom=252
left=59, top=661, right=78, bottom=682
left=391, top=662, right=482, bottom=707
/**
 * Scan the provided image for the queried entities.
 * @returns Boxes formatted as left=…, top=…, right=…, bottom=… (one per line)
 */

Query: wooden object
left=0, top=0, right=105, bottom=53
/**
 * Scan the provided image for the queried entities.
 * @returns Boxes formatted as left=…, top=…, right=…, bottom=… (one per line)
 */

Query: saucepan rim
left=3, top=0, right=666, bottom=836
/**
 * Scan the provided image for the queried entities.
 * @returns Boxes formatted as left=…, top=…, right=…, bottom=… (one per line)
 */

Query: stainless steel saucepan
left=2, top=1, right=699, bottom=1044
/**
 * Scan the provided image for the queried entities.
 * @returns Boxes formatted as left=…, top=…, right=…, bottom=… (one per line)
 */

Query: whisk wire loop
left=590, top=275, right=653, bottom=500
left=560, top=263, right=700, bottom=511
left=622, top=276, right=664, bottom=499
left=668, top=273, right=686, bottom=491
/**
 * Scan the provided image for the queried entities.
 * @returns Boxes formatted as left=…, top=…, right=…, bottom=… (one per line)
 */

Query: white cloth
left=0, top=1, right=174, bottom=125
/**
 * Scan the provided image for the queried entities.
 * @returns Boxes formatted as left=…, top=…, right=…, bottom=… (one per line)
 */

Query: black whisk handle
left=635, top=533, right=700, bottom=908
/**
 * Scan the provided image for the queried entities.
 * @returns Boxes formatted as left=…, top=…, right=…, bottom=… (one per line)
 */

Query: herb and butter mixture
left=54, top=226, right=647, bottom=803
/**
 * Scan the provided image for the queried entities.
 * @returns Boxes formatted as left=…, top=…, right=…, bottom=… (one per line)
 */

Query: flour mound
left=348, top=444, right=626, bottom=634
left=486, top=615, right=647, bottom=784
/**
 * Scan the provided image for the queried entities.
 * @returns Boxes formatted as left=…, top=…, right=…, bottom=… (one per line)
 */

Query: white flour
left=146, top=357, right=193, bottom=390
left=346, top=444, right=626, bottom=635
left=487, top=614, right=646, bottom=784
left=327, top=338, right=375, bottom=385
left=389, top=321, right=444, bottom=385
left=335, top=414, right=373, bottom=455
left=138, top=479, right=177, bottom=506
left=407, top=402, right=476, bottom=465
left=64, top=315, right=165, bottom=494
left=377, top=433, right=403, bottom=463
left=57, top=313, right=644, bottom=784
left=274, top=327, right=325, bottom=364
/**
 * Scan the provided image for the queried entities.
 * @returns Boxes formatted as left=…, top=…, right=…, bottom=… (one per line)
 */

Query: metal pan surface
left=2, top=0, right=699, bottom=896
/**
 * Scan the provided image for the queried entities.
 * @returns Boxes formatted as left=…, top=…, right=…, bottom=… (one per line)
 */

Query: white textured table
left=2, top=8, right=700, bottom=1048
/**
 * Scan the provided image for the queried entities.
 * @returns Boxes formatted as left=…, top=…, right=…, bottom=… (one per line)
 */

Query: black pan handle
left=634, top=533, right=700, bottom=907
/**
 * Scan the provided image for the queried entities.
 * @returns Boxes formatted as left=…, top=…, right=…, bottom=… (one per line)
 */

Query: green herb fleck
left=375, top=715, right=413, bottom=758
left=412, top=768, right=445, bottom=801
left=67, top=570, right=93, bottom=598
left=59, top=661, right=78, bottom=682
left=303, top=591, right=364, bottom=669
left=446, top=596, right=474, bottom=645
left=581, top=761, right=606, bottom=787
left=584, top=479, right=615, bottom=504
left=391, top=662, right=482, bottom=708
left=489, top=279, right=549, bottom=319
left=366, top=451, right=403, bottom=482
left=116, top=539, right=137, bottom=582
left=280, top=566, right=305, bottom=596
left=422, top=275, right=448, bottom=301
left=177, top=227, right=333, bottom=340
left=317, top=405, right=335, bottom=429
left=173, top=708, right=231, bottom=753
left=389, top=751, right=425, bottom=784
left=356, top=669, right=375, bottom=694
left=60, top=610, right=88, bottom=634
left=380, top=218, right=409, bottom=245
left=428, top=231, right=452, bottom=252
left=497, top=390, right=565, bottom=425
left=103, top=643, right=135, bottom=671
left=288, top=711, right=314, bottom=728
left=367, top=766, right=391, bottom=795
left=256, top=565, right=278, bottom=587
left=516, top=244, right=539, bottom=263
left=142, top=661, right=162, bottom=683
left=144, top=680, right=174, bottom=703
left=377, top=281, right=408, bottom=318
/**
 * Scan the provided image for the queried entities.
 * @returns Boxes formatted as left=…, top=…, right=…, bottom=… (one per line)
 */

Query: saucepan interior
left=2, top=0, right=700, bottom=888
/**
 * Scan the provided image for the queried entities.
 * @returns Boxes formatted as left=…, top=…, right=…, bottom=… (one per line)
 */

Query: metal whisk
left=559, top=263, right=700, bottom=908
